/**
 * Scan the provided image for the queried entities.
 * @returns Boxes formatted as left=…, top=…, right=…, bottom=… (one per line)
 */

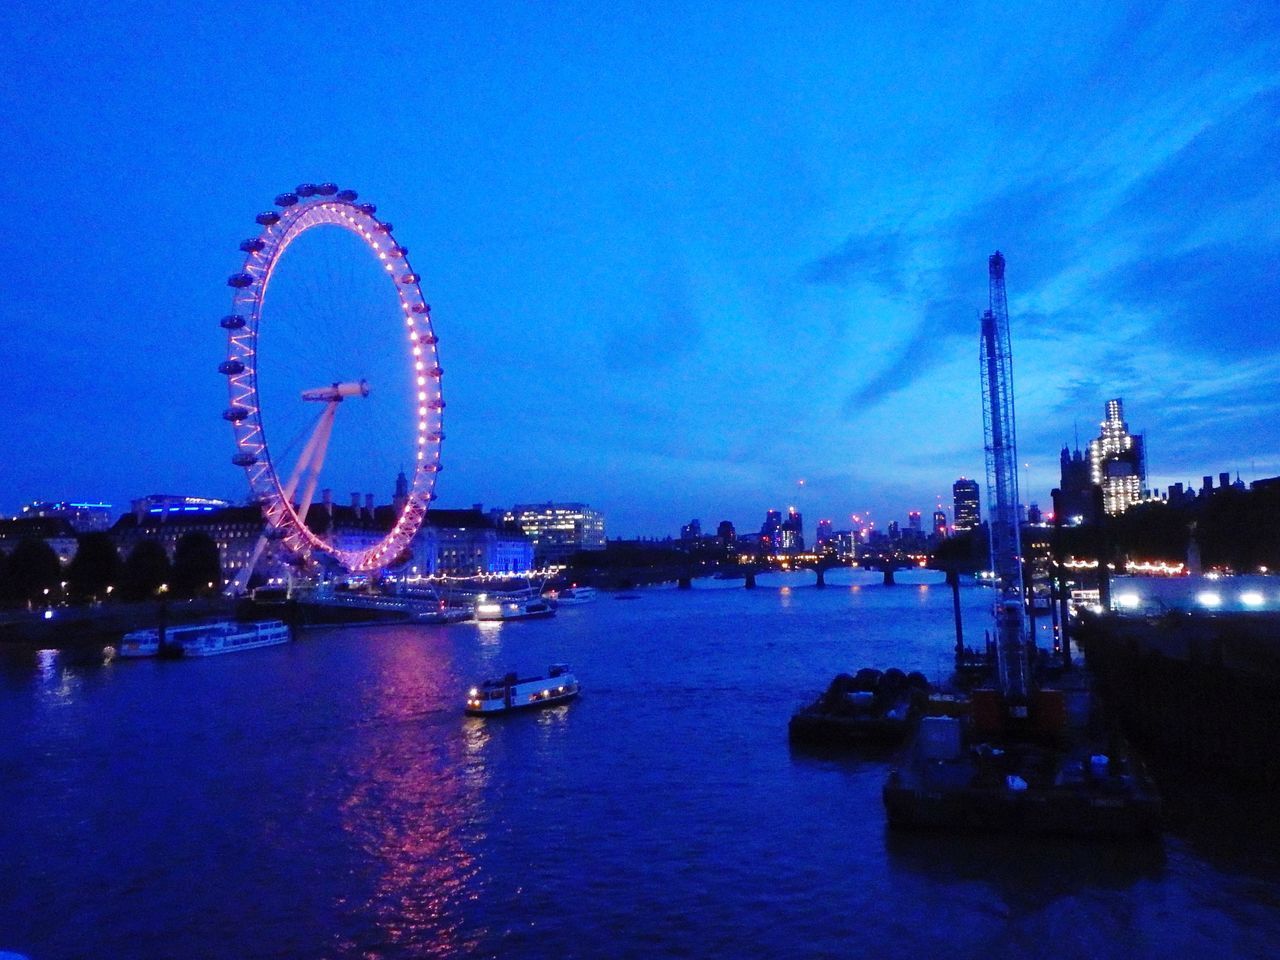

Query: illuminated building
left=780, top=508, right=804, bottom=552
left=716, top=520, right=736, bottom=545
left=832, top=530, right=858, bottom=560
left=815, top=519, right=833, bottom=548
left=130, top=494, right=232, bottom=522
left=952, top=478, right=980, bottom=532
left=409, top=508, right=533, bottom=576
left=503, top=502, right=606, bottom=566
left=16, top=500, right=114, bottom=532
left=681, top=519, right=702, bottom=541
left=1088, top=399, right=1146, bottom=515
left=908, top=511, right=922, bottom=533
left=113, top=504, right=264, bottom=582
left=933, top=510, right=947, bottom=539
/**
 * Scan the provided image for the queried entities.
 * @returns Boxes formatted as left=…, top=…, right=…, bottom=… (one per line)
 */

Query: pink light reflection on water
left=332, top=634, right=491, bottom=958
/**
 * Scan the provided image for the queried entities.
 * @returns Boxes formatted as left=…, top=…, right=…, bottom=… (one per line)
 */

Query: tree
left=120, top=540, right=171, bottom=602
left=171, top=532, right=222, bottom=598
left=67, top=532, right=123, bottom=602
left=3, top=537, right=63, bottom=606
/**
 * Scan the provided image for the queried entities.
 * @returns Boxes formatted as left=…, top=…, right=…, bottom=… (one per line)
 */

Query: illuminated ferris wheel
left=219, top=182, right=444, bottom=590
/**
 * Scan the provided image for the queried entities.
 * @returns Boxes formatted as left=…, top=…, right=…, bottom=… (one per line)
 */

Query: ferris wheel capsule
left=274, top=192, right=299, bottom=207
left=240, top=238, right=266, bottom=253
left=227, top=273, right=255, bottom=288
left=256, top=211, right=281, bottom=226
left=220, top=314, right=247, bottom=329
left=337, top=189, right=358, bottom=202
left=218, top=359, right=246, bottom=375
left=295, top=183, right=317, bottom=197
left=316, top=182, right=339, bottom=196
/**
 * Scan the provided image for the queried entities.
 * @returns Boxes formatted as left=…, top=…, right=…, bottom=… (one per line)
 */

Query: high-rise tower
left=952, top=478, right=980, bottom=532
left=1087, top=398, right=1145, bottom=515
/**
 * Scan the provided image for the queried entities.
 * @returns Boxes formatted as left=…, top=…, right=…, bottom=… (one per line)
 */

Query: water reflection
left=335, top=638, right=487, bottom=957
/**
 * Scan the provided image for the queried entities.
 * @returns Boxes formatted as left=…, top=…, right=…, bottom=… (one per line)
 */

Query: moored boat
left=465, top=664, right=580, bottom=715
left=181, top=620, right=290, bottom=656
left=547, top=585, right=597, bottom=605
left=116, top=620, right=290, bottom=658
left=474, top=594, right=555, bottom=621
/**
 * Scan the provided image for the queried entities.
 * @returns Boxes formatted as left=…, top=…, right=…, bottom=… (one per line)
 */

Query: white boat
left=548, top=586, right=597, bottom=605
left=474, top=594, right=555, bottom=621
left=465, top=665, right=579, bottom=715
left=116, top=620, right=290, bottom=658
left=181, top=620, right=290, bottom=656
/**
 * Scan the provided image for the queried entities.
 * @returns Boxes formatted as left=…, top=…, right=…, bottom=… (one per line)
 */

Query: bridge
left=676, top=555, right=914, bottom=589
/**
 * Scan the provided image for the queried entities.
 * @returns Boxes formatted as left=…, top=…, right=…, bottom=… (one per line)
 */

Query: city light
left=1113, top=592, right=1142, bottom=610
left=1196, top=592, right=1222, bottom=608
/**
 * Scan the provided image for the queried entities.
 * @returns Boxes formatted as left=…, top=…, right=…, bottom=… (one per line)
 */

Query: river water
left=3, top=573, right=1279, bottom=959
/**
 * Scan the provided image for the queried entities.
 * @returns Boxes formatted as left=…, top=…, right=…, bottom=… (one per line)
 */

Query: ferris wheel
left=219, top=182, right=444, bottom=591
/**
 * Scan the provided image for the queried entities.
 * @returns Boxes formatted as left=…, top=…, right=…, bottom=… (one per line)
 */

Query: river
left=3, top=573, right=1278, bottom=959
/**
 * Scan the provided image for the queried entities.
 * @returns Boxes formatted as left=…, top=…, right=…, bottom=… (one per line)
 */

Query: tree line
left=0, top=532, right=223, bottom=607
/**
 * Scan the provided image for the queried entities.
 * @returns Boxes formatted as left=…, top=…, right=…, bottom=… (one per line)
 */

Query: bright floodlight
left=1240, top=591, right=1266, bottom=608
left=1113, top=592, right=1142, bottom=610
left=1196, top=591, right=1222, bottom=608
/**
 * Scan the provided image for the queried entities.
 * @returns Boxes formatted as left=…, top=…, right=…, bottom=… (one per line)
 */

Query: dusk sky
left=1, top=2, right=1277, bottom=538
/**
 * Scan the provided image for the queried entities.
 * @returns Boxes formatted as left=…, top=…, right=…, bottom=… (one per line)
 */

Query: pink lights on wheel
left=222, top=185, right=444, bottom=574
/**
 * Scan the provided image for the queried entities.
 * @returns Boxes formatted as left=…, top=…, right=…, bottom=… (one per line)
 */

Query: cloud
left=841, top=296, right=973, bottom=413
left=799, top=231, right=909, bottom=293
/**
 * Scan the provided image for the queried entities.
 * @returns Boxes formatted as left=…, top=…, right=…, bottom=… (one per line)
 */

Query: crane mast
left=980, top=251, right=1030, bottom=701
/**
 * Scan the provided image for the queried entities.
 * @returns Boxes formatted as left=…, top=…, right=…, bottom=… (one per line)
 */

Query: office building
left=952, top=478, right=980, bottom=532
left=503, top=503, right=606, bottom=566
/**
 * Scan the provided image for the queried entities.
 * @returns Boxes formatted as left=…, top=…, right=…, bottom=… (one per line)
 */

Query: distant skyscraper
left=907, top=511, right=922, bottom=533
left=815, top=519, right=833, bottom=547
left=716, top=520, right=736, bottom=543
left=761, top=510, right=783, bottom=549
left=780, top=508, right=804, bottom=552
left=680, top=519, right=702, bottom=541
left=952, top=478, right=980, bottom=532
left=1088, top=398, right=1146, bottom=515
left=932, top=510, right=947, bottom=538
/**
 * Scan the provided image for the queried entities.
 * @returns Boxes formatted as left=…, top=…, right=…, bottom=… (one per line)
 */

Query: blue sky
left=1, top=1, right=1277, bottom=538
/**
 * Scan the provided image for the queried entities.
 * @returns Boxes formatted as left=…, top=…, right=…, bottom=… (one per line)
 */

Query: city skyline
left=2, top=3, right=1278, bottom=535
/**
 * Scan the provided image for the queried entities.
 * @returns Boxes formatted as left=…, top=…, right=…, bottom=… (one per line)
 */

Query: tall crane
left=980, top=252, right=1030, bottom=703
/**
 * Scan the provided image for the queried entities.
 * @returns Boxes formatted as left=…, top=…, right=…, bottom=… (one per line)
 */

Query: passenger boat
left=181, top=620, right=290, bottom=656
left=465, top=665, right=579, bottom=715
left=116, top=620, right=290, bottom=658
left=473, top=594, right=555, bottom=621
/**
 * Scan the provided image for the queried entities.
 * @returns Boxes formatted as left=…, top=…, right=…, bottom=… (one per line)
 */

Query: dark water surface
left=3, top=577, right=1279, bottom=959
